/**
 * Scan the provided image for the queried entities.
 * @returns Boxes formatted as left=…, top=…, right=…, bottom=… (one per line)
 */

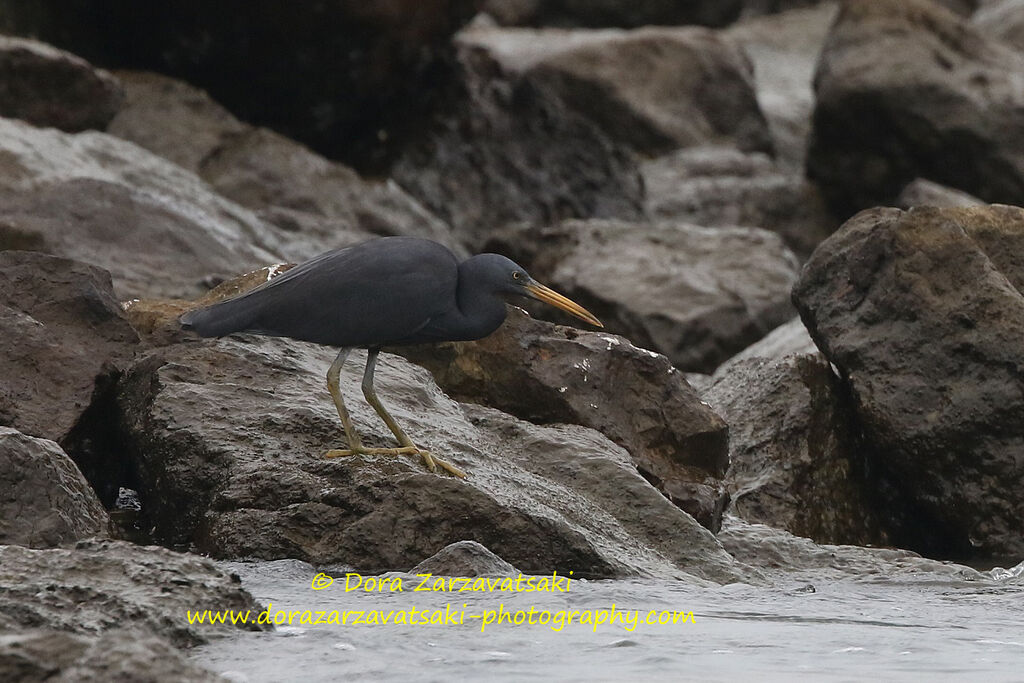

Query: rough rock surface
left=0, top=428, right=109, bottom=547
left=514, top=219, right=801, bottom=372
left=109, top=72, right=464, bottom=259
left=0, top=540, right=266, bottom=645
left=392, top=37, right=643, bottom=246
left=807, top=0, right=1024, bottom=214
left=111, top=335, right=744, bottom=582
left=711, top=317, right=819, bottom=377
left=719, top=515, right=980, bottom=581
left=457, top=25, right=772, bottom=156
left=705, top=338, right=886, bottom=546
left=0, top=251, right=138, bottom=443
left=481, top=0, right=745, bottom=28
left=973, top=0, right=1024, bottom=52
left=410, top=540, right=520, bottom=577
left=793, top=205, right=1024, bottom=559
left=199, top=127, right=462, bottom=257
left=642, top=147, right=836, bottom=259
left=398, top=308, right=730, bottom=530
left=106, top=70, right=249, bottom=174
left=0, top=35, right=123, bottom=132
left=0, top=117, right=285, bottom=298
left=0, top=628, right=220, bottom=683
left=896, top=178, right=986, bottom=209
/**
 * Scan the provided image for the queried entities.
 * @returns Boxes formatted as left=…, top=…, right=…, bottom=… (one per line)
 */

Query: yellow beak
left=524, top=282, right=603, bottom=328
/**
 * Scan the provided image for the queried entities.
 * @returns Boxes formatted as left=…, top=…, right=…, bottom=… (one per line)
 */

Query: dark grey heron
left=180, top=236, right=602, bottom=478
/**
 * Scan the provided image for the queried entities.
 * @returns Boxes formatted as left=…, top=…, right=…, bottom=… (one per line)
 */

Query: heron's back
left=180, top=237, right=459, bottom=347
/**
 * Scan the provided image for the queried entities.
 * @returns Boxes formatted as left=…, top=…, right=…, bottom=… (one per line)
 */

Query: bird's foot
left=323, top=446, right=466, bottom=479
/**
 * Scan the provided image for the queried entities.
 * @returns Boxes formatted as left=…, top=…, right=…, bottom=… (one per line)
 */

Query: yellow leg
left=323, top=347, right=466, bottom=478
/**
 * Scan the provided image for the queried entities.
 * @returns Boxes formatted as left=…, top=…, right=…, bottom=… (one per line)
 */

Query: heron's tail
left=179, top=298, right=258, bottom=338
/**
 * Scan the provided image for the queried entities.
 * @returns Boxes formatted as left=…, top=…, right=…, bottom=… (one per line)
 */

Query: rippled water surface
left=194, top=559, right=1024, bottom=681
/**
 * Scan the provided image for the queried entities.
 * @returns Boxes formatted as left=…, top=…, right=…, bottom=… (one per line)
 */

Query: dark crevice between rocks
left=113, top=354, right=233, bottom=553
left=59, top=365, right=150, bottom=544
left=831, top=371, right=976, bottom=561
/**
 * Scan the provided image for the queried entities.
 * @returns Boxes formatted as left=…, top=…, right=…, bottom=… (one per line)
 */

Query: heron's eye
left=512, top=271, right=521, bottom=280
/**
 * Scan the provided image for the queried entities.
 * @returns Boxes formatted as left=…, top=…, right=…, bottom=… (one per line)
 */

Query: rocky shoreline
left=2, top=0, right=1023, bottom=679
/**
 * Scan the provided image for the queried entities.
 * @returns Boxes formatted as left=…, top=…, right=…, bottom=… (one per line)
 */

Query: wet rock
left=397, top=308, right=730, bottom=530
left=792, top=205, right=1024, bottom=559
left=642, top=146, right=836, bottom=259
left=199, top=127, right=463, bottom=257
left=411, top=540, right=520, bottom=577
left=113, top=335, right=745, bottom=583
left=481, top=0, right=745, bottom=28
left=0, top=540, right=267, bottom=646
left=712, top=317, right=819, bottom=376
left=718, top=515, right=980, bottom=581
left=705, top=345, right=886, bottom=546
left=807, top=0, right=1024, bottom=214
left=0, top=1, right=482, bottom=172
left=121, top=263, right=296, bottom=344
left=0, top=252, right=138, bottom=444
left=0, top=117, right=285, bottom=298
left=727, top=3, right=839, bottom=169
left=392, top=36, right=643, bottom=246
left=457, top=24, right=772, bottom=156
left=974, top=0, right=1024, bottom=52
left=109, top=72, right=464, bottom=258
left=0, top=35, right=123, bottom=132
left=896, top=178, right=986, bottom=209
left=515, top=219, right=800, bottom=373
left=0, top=628, right=220, bottom=683
left=106, top=70, right=249, bottom=176
left=0, top=428, right=108, bottom=547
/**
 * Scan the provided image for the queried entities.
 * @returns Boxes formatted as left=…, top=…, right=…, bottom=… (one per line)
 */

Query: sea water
left=194, top=558, right=1024, bottom=681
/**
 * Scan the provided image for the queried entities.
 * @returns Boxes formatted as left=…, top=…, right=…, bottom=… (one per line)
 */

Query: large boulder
left=0, top=629, right=220, bottom=683
left=0, top=428, right=109, bottom=547
left=108, top=71, right=464, bottom=258
left=642, top=146, right=836, bottom=259
left=392, top=36, right=643, bottom=246
left=397, top=307, right=731, bottom=530
left=0, top=252, right=138, bottom=444
left=718, top=515, right=980, bottom=581
left=108, top=334, right=745, bottom=583
left=456, top=24, right=772, bottom=156
left=705, top=321, right=887, bottom=546
left=0, top=1, right=483, bottom=172
left=106, top=70, right=247, bottom=175
left=0, top=540, right=266, bottom=645
left=807, top=0, right=1024, bottom=214
left=0, top=35, right=123, bottom=132
left=792, top=205, right=1024, bottom=559
left=198, top=128, right=463, bottom=257
left=497, top=219, right=801, bottom=372
left=0, top=117, right=285, bottom=298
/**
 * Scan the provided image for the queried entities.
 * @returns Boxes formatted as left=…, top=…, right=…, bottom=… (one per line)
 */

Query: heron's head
left=468, top=253, right=603, bottom=328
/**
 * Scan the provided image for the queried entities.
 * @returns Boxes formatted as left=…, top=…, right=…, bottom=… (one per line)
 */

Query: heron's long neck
left=452, top=261, right=508, bottom=341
